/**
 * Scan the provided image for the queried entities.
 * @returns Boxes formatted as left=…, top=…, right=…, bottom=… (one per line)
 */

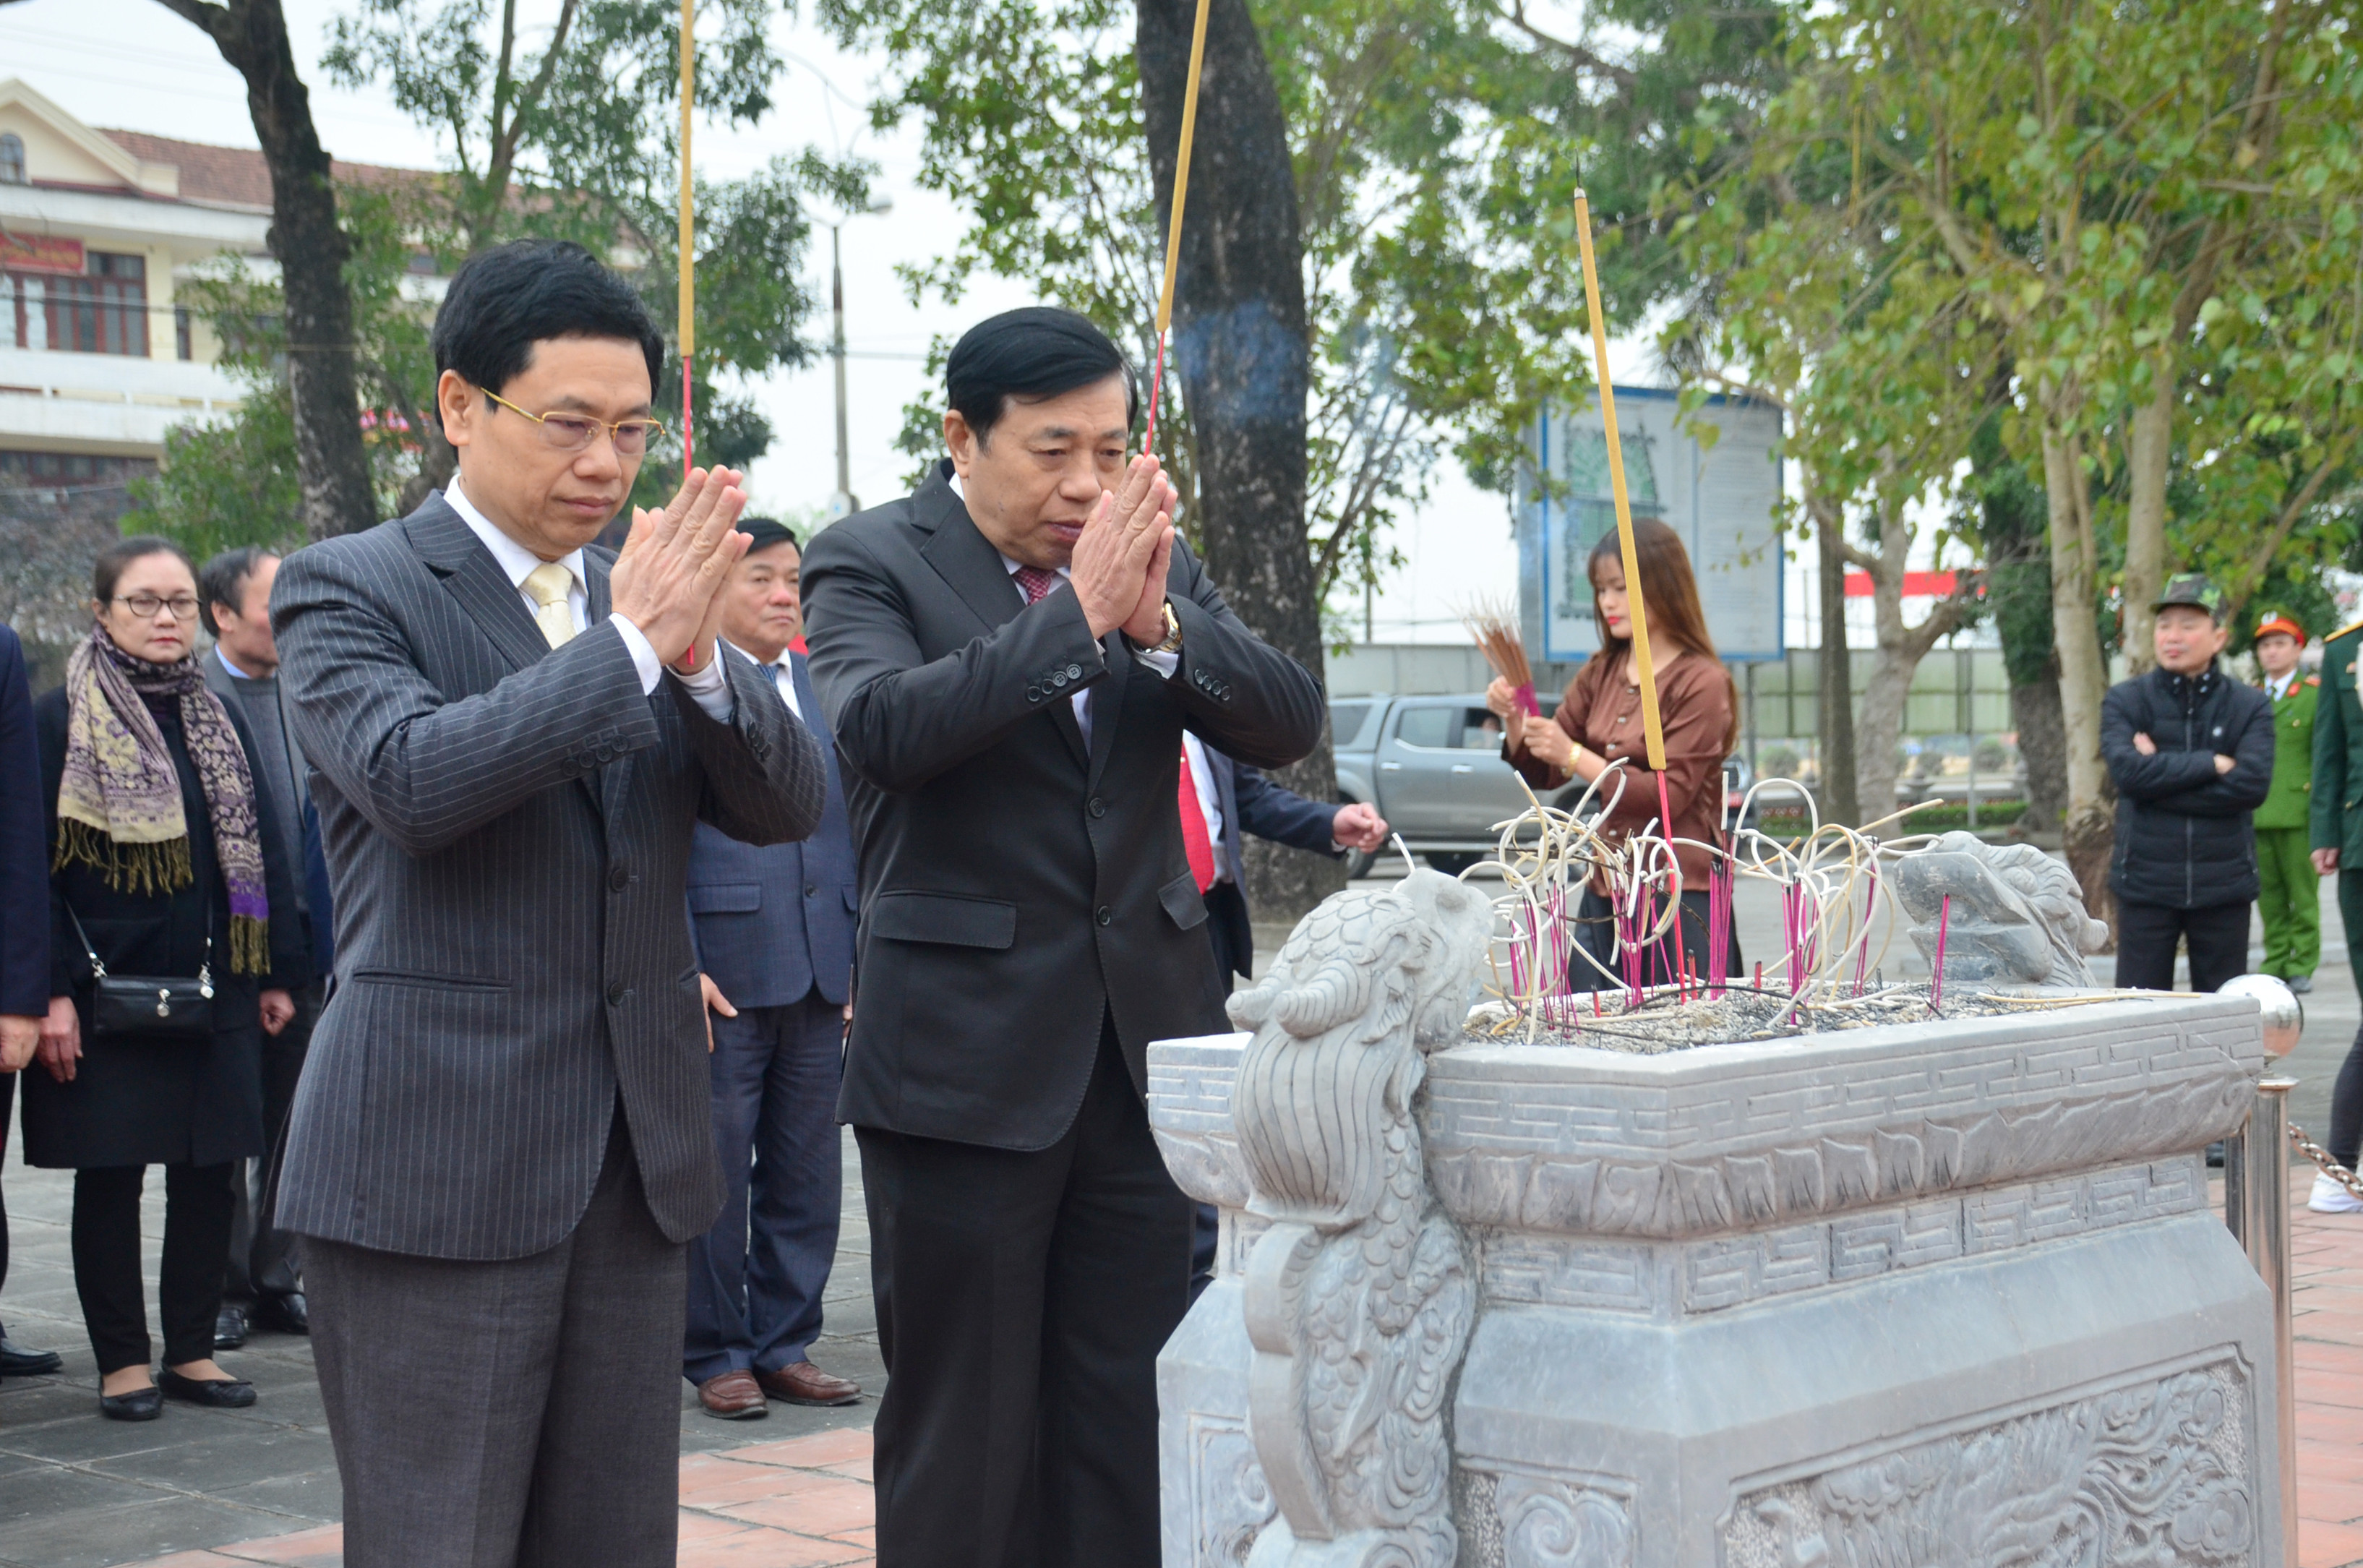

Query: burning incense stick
left=1142, top=0, right=1214, bottom=453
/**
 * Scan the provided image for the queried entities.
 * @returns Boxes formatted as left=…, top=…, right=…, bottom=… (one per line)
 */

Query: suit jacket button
left=606, top=982, right=628, bottom=1006
left=1096, top=905, right=1113, bottom=926
left=1067, top=664, right=1083, bottom=679
left=1089, top=797, right=1107, bottom=818
left=1053, top=672, right=1070, bottom=689
left=609, top=867, right=630, bottom=891
left=805, top=884, right=818, bottom=897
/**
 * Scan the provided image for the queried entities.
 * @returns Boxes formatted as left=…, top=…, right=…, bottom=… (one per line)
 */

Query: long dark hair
left=1588, top=519, right=1739, bottom=755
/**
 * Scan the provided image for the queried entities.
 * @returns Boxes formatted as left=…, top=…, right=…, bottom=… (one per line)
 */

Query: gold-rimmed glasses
left=480, top=387, right=668, bottom=457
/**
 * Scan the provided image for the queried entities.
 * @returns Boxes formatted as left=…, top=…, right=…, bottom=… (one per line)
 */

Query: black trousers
left=2112, top=899, right=2251, bottom=993
left=226, top=983, right=318, bottom=1306
left=2330, top=872, right=2363, bottom=1169
left=1568, top=887, right=1741, bottom=993
left=857, top=1018, right=1193, bottom=1568
left=1, top=1073, right=14, bottom=1340
left=73, top=1162, right=237, bottom=1374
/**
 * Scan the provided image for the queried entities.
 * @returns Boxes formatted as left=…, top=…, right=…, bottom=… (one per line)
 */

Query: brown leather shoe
left=698, top=1369, right=769, bottom=1420
left=756, top=1360, right=862, bottom=1407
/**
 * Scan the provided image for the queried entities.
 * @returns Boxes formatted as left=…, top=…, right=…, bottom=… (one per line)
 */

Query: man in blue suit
left=685, top=520, right=863, bottom=1419
left=0, top=621, right=62, bottom=1379
left=1188, top=737, right=1388, bottom=986
left=1185, top=739, right=1387, bottom=1294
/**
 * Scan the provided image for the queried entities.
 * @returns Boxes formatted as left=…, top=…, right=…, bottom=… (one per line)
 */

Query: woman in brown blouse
left=1485, top=518, right=1740, bottom=993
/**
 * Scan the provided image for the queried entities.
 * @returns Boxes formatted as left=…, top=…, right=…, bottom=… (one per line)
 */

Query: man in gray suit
left=198, top=547, right=314, bottom=1346
left=273, top=240, right=826, bottom=1568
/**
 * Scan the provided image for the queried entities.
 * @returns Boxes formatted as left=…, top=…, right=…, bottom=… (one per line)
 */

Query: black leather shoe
left=214, top=1304, right=249, bottom=1350
left=159, top=1369, right=257, bottom=1408
left=0, top=1337, right=63, bottom=1377
left=100, top=1386, right=163, bottom=1422
left=253, top=1292, right=309, bottom=1335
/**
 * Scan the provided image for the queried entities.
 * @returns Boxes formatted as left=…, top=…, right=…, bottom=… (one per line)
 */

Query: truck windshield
left=1329, top=701, right=1371, bottom=745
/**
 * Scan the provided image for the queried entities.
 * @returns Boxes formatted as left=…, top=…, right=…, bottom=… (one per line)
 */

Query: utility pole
left=827, top=197, right=893, bottom=522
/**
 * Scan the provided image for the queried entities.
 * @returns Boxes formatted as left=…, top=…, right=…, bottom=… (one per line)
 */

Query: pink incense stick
left=1930, top=893, right=1951, bottom=1014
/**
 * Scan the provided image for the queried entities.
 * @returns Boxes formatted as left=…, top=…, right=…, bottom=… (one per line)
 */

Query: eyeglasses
left=113, top=594, right=200, bottom=621
left=481, top=388, right=666, bottom=457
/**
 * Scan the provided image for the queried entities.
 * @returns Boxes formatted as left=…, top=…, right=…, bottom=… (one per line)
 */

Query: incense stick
left=677, top=0, right=695, bottom=470
left=1143, top=0, right=1214, bottom=453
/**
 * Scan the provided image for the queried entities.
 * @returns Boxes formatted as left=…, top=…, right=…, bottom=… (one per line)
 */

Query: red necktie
left=1013, top=565, right=1060, bottom=604
left=1178, top=746, right=1216, bottom=894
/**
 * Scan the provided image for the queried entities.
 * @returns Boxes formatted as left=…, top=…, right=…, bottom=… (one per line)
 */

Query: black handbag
left=64, top=901, right=216, bottom=1040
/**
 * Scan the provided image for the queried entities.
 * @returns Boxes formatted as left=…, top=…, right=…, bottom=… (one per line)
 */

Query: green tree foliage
left=816, top=0, right=1783, bottom=627
left=134, top=0, right=867, bottom=545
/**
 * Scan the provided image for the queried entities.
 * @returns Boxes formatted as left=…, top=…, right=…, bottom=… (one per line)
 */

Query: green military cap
left=2155, top=573, right=2225, bottom=622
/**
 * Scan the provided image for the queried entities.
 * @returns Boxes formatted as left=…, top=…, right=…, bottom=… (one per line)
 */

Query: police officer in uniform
left=2252, top=611, right=2320, bottom=992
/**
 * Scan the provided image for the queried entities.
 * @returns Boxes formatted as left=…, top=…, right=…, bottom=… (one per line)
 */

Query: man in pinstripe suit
left=272, top=241, right=827, bottom=1568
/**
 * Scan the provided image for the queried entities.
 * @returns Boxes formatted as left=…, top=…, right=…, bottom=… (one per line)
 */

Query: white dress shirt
left=1180, top=731, right=1227, bottom=882
left=722, top=640, right=803, bottom=719
left=2266, top=669, right=2299, bottom=703
left=446, top=480, right=731, bottom=721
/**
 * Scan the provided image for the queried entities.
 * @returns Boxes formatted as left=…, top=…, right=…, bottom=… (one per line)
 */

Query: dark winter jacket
left=2101, top=661, right=2276, bottom=909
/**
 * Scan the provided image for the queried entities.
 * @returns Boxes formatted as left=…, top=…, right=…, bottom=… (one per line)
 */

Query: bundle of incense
left=1460, top=598, right=1539, bottom=716
left=1929, top=893, right=1952, bottom=1014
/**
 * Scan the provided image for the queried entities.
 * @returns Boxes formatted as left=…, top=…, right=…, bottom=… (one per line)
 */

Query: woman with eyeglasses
left=27, top=537, right=309, bottom=1421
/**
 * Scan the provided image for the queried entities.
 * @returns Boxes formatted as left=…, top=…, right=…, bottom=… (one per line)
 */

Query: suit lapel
left=1086, top=634, right=1129, bottom=790
left=910, top=464, right=1088, bottom=770
left=582, top=548, right=628, bottom=819
left=787, top=651, right=841, bottom=801
left=407, top=494, right=554, bottom=677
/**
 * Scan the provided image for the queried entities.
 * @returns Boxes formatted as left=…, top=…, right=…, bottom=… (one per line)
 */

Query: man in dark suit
left=682, top=518, right=862, bottom=1420
left=273, top=240, right=827, bottom=1567
left=804, top=307, right=1327, bottom=1567
left=197, top=547, right=316, bottom=1346
left=0, top=620, right=63, bottom=1380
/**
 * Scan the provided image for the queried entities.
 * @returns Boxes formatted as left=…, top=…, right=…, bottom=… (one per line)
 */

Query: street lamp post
left=827, top=196, right=893, bottom=521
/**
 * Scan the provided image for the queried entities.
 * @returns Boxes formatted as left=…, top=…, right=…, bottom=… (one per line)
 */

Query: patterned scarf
left=55, top=627, right=270, bottom=974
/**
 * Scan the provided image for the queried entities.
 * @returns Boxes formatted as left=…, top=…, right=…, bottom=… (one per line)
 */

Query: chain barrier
left=2288, top=1120, right=2363, bottom=1202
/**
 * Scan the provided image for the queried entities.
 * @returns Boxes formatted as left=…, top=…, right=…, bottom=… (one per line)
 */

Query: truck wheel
left=1344, top=847, right=1378, bottom=881
left=1424, top=852, right=1480, bottom=877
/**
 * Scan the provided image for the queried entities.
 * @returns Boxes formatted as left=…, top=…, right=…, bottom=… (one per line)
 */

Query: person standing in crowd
left=2250, top=610, right=2320, bottom=994
left=28, top=538, right=308, bottom=1421
left=0, top=617, right=61, bottom=1382
left=1488, top=519, right=1741, bottom=990
left=1185, top=745, right=1388, bottom=1291
left=1191, top=740, right=1389, bottom=988
left=271, top=240, right=825, bottom=1566
left=2307, top=611, right=2363, bottom=1213
left=803, top=307, right=1326, bottom=1567
left=197, top=547, right=317, bottom=1347
left=682, top=518, right=862, bottom=1421
left=2102, top=574, right=2273, bottom=993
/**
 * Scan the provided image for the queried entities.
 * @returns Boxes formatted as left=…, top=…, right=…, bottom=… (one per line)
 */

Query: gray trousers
left=306, top=1112, right=686, bottom=1568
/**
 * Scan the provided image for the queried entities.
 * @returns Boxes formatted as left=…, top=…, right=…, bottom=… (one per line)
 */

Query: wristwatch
left=1149, top=599, right=1183, bottom=655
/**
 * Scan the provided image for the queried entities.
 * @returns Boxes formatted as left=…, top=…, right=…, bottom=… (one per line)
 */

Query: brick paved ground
left=9, top=873, right=2363, bottom=1566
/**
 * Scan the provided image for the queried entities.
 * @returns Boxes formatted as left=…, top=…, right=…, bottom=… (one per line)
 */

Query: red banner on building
left=0, top=232, right=86, bottom=275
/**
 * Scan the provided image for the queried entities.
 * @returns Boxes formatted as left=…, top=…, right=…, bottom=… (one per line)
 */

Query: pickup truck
left=1329, top=693, right=1753, bottom=879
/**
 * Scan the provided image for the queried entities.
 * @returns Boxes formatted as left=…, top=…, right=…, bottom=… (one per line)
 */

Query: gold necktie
left=523, top=562, right=576, bottom=649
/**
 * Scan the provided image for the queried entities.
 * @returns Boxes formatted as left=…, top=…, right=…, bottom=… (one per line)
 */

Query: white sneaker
left=2310, top=1172, right=2363, bottom=1214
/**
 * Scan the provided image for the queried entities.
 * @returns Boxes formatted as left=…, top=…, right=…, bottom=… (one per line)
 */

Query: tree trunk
left=2119, top=359, right=2176, bottom=678
left=157, top=0, right=376, bottom=539
left=1814, top=501, right=1858, bottom=826
left=2010, top=673, right=2067, bottom=834
left=1138, top=0, right=1337, bottom=923
left=2042, top=428, right=2114, bottom=937
left=1853, top=637, right=1909, bottom=828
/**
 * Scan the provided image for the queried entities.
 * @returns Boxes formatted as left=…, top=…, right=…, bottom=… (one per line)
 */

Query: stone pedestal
left=1152, top=991, right=2276, bottom=1567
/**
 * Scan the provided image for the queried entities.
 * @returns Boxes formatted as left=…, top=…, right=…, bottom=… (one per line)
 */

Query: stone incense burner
left=1148, top=865, right=2276, bottom=1567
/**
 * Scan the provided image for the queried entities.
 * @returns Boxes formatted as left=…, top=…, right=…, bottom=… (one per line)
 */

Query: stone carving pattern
left=1225, top=868, right=1493, bottom=1568
left=1891, top=830, right=2112, bottom=986
left=1725, top=1362, right=2254, bottom=1567
left=1190, top=1415, right=1279, bottom=1567
left=1496, top=1475, right=1637, bottom=1568
left=1424, top=1013, right=2256, bottom=1240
